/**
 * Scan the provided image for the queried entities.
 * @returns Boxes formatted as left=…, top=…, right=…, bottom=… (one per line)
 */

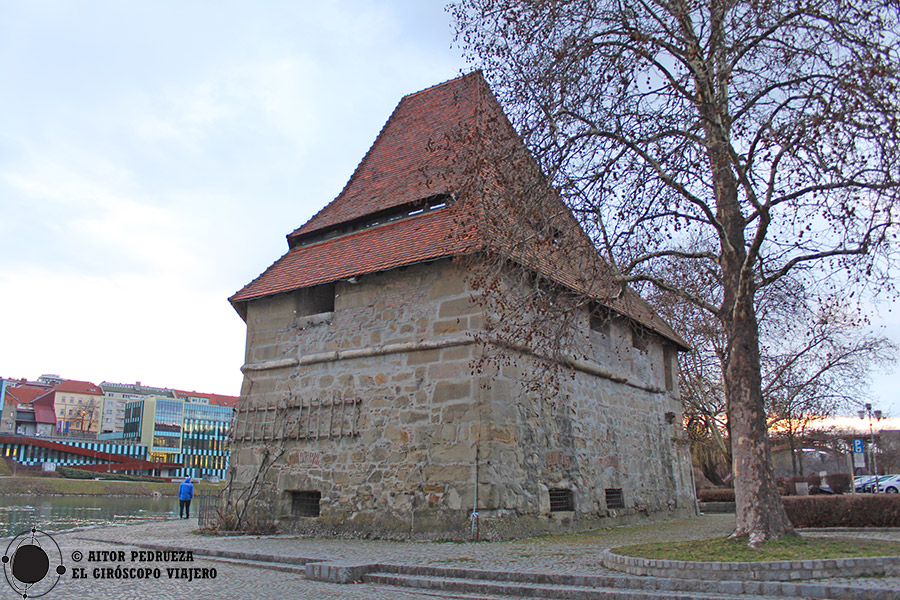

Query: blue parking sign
left=853, top=438, right=864, bottom=453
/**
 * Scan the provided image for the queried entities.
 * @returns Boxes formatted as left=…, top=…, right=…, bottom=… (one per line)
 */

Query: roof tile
left=231, top=72, right=686, bottom=348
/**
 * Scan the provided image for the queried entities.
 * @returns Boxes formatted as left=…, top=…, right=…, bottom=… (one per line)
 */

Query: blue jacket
left=178, top=478, right=194, bottom=501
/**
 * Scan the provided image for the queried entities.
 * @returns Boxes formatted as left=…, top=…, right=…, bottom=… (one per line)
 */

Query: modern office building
left=124, top=395, right=232, bottom=480
left=181, top=401, right=233, bottom=480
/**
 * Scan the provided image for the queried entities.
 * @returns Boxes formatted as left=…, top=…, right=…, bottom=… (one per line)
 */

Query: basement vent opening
left=290, top=491, right=321, bottom=517
left=548, top=488, right=574, bottom=512
left=605, top=488, right=625, bottom=509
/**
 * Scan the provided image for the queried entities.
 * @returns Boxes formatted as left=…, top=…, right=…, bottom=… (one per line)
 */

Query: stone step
left=364, top=564, right=898, bottom=600
left=202, top=555, right=308, bottom=574
left=363, top=572, right=800, bottom=600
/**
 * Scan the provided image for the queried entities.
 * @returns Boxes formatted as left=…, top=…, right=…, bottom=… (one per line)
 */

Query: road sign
left=853, top=438, right=864, bottom=454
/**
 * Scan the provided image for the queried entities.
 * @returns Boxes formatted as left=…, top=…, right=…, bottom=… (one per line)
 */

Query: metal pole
left=870, top=418, right=879, bottom=493
left=847, top=446, right=855, bottom=494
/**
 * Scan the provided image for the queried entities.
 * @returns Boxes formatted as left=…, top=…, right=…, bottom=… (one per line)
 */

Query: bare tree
left=659, top=277, right=896, bottom=480
left=454, top=0, right=900, bottom=544
left=78, top=399, right=99, bottom=434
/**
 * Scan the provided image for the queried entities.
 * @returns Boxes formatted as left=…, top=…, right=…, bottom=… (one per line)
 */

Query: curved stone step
left=362, top=572, right=802, bottom=600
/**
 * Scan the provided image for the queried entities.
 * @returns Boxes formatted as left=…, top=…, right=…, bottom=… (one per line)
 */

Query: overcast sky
left=0, top=1, right=896, bottom=416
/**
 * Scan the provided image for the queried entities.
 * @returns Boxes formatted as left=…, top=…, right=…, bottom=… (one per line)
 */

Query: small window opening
left=590, top=312, right=610, bottom=335
left=605, top=488, right=625, bottom=509
left=631, top=325, right=648, bottom=350
left=291, top=491, right=321, bottom=517
left=296, top=283, right=335, bottom=316
left=548, top=488, right=574, bottom=512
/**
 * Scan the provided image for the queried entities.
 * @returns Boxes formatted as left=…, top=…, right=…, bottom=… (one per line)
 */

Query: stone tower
left=228, top=72, right=696, bottom=539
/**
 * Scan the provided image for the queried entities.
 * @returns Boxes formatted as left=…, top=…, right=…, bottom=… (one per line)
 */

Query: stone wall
left=230, top=257, right=695, bottom=539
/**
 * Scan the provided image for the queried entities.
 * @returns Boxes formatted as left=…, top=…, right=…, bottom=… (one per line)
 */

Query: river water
left=0, top=495, right=179, bottom=539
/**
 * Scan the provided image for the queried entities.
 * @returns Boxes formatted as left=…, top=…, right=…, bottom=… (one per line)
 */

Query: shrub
left=824, top=473, right=852, bottom=494
left=56, top=466, right=167, bottom=482
left=785, top=475, right=822, bottom=495
left=3, top=461, right=62, bottom=478
left=698, top=488, right=735, bottom=502
left=783, top=495, right=900, bottom=528
left=776, top=477, right=792, bottom=496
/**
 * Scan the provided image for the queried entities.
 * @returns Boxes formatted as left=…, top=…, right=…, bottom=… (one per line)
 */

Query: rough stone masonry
left=228, top=72, right=696, bottom=539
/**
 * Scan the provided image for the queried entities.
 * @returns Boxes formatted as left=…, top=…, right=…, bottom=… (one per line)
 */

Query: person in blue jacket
left=178, top=476, right=194, bottom=519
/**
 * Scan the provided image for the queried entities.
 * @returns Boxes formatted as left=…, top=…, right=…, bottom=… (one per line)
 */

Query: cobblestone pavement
left=23, top=543, right=516, bottom=600
left=4, top=515, right=899, bottom=599
left=67, top=514, right=739, bottom=573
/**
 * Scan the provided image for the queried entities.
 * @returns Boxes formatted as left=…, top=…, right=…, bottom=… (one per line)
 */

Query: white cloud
left=0, top=266, right=246, bottom=394
left=133, top=56, right=322, bottom=153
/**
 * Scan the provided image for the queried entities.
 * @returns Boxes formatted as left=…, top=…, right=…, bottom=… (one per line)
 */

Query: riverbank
left=0, top=475, right=224, bottom=497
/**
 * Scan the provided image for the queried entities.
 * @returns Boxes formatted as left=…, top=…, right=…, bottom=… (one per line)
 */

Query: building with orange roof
left=53, top=379, right=104, bottom=435
left=172, top=389, right=239, bottom=409
left=228, top=73, right=694, bottom=539
left=4, top=385, right=57, bottom=437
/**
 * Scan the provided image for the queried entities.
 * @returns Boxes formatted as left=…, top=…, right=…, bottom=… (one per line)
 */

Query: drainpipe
left=0, top=378, right=6, bottom=431
left=471, top=442, right=479, bottom=541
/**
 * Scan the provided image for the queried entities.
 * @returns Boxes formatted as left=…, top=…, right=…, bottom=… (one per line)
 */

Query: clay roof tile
left=230, top=72, right=687, bottom=349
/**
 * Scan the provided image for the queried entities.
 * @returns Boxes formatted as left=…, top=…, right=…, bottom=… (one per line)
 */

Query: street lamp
left=857, top=403, right=883, bottom=492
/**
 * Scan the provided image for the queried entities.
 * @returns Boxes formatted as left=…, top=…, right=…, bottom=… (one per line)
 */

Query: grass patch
left=0, top=475, right=223, bottom=497
left=614, top=535, right=900, bottom=562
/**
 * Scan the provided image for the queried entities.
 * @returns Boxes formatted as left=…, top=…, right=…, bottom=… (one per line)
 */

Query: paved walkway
left=6, top=515, right=900, bottom=599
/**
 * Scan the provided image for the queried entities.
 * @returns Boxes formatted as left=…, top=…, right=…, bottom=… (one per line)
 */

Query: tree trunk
left=696, top=76, right=794, bottom=543
left=724, top=295, right=795, bottom=545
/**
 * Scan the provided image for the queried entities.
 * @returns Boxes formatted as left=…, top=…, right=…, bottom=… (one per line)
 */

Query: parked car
left=861, top=475, right=898, bottom=493
left=863, top=475, right=884, bottom=494
left=876, top=474, right=900, bottom=494
left=854, top=475, right=877, bottom=492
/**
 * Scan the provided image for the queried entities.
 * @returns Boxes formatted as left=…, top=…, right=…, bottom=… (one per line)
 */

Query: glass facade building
left=181, top=402, right=232, bottom=480
left=123, top=396, right=233, bottom=480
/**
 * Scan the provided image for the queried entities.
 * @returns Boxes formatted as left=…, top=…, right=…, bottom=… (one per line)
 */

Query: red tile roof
left=33, top=393, right=57, bottom=424
left=232, top=206, right=481, bottom=307
left=54, top=379, right=103, bottom=395
left=288, top=73, right=484, bottom=243
left=172, top=389, right=239, bottom=408
left=231, top=72, right=687, bottom=348
left=5, top=385, right=47, bottom=405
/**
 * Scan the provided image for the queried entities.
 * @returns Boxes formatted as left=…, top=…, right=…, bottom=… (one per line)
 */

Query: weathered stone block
left=406, top=348, right=441, bottom=365
left=304, top=562, right=377, bottom=584
left=438, top=296, right=478, bottom=318
left=430, top=442, right=476, bottom=464
left=433, top=381, right=471, bottom=403
left=433, top=319, right=462, bottom=334
left=428, top=275, right=466, bottom=300
left=441, top=401, right=478, bottom=422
